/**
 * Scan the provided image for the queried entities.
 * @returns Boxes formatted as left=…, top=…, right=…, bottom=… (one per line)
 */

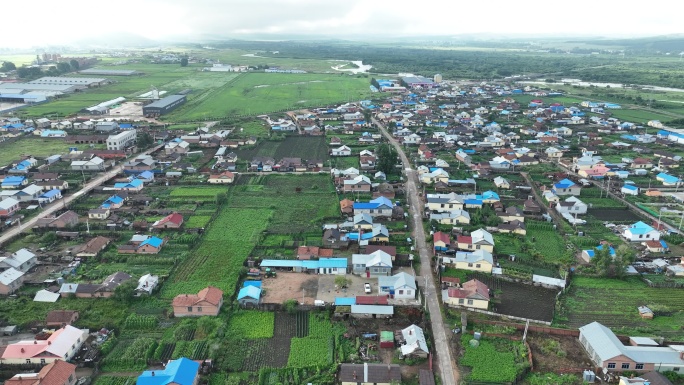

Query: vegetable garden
left=460, top=334, right=529, bottom=383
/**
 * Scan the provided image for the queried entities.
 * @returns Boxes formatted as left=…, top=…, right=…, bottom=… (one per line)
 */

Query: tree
left=591, top=245, right=612, bottom=276
left=0, top=61, right=16, bottom=72
left=283, top=299, right=298, bottom=314
left=113, top=280, right=137, bottom=303
left=334, top=275, right=351, bottom=288
left=180, top=57, right=189, bottom=67
left=613, top=245, right=636, bottom=279
left=56, top=62, right=71, bottom=73
left=69, top=59, right=80, bottom=71
left=137, top=132, right=153, bottom=149
left=376, top=143, right=398, bottom=175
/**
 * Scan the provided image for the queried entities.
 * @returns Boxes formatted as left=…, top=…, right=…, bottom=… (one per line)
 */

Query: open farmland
left=0, top=137, right=104, bottom=166
left=556, top=276, right=684, bottom=338
left=229, top=174, right=339, bottom=234
left=235, top=136, right=330, bottom=164
left=470, top=274, right=558, bottom=322
left=164, top=72, right=371, bottom=121
left=161, top=207, right=272, bottom=298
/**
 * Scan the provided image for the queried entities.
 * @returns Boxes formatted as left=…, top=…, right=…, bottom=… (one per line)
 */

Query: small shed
left=380, top=331, right=395, bottom=348
left=638, top=305, right=654, bottom=319
left=0, top=325, right=18, bottom=336
left=237, top=284, right=262, bottom=307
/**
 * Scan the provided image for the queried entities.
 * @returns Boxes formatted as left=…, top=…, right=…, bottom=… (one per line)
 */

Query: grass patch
left=0, top=137, right=104, bottom=166
left=228, top=311, right=275, bottom=339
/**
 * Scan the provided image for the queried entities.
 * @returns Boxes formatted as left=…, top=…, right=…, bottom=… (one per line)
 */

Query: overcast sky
left=2, top=0, right=682, bottom=48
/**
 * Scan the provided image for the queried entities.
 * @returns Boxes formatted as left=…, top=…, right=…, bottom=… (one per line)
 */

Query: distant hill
left=566, top=35, right=684, bottom=52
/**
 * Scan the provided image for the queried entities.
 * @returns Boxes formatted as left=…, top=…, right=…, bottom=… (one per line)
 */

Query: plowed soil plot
left=526, top=333, right=591, bottom=372
left=588, top=208, right=640, bottom=221
left=472, top=275, right=558, bottom=322
left=241, top=338, right=291, bottom=370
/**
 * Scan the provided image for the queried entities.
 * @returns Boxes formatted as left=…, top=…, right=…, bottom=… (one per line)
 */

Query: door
left=366, top=269, right=370, bottom=278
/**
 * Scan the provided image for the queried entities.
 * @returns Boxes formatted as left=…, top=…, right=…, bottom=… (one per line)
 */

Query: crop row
left=93, top=376, right=136, bottom=385
left=123, top=314, right=158, bottom=330
left=228, top=311, right=275, bottom=339
left=171, top=340, right=208, bottom=360
left=101, top=338, right=157, bottom=372
left=287, top=337, right=334, bottom=367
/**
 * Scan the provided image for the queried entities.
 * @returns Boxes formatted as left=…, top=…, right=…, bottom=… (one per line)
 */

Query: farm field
left=229, top=174, right=339, bottom=234
left=235, top=136, right=331, bottom=166
left=0, top=137, right=104, bottom=166
left=556, top=276, right=684, bottom=338
left=471, top=274, right=558, bottom=322
left=459, top=334, right=529, bottom=383
left=164, top=72, right=371, bottom=121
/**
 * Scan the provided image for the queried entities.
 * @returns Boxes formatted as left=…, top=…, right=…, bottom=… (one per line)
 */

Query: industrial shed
left=142, top=95, right=186, bottom=117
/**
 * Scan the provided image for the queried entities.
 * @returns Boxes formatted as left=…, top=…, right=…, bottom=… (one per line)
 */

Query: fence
left=470, top=319, right=579, bottom=337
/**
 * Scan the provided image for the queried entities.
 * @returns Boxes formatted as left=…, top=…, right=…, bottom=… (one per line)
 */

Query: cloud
left=0, top=0, right=681, bottom=47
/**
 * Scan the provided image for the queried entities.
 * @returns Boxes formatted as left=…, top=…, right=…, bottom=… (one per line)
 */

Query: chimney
left=364, top=363, right=368, bottom=383
left=34, top=340, right=37, bottom=344
left=151, top=372, right=155, bottom=377
left=48, top=341, right=51, bottom=345
left=21, top=348, right=25, bottom=353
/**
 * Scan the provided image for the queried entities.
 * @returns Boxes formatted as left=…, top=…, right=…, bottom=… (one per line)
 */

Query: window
left=639, top=235, right=643, bottom=239
left=41, top=359, right=46, bottom=364
left=674, top=367, right=680, bottom=372
left=406, top=290, right=412, bottom=295
left=468, top=263, right=473, bottom=267
left=607, top=363, right=616, bottom=369
left=458, top=299, right=464, bottom=304
left=198, top=307, right=202, bottom=312
left=476, top=264, right=481, bottom=268
left=187, top=306, right=193, bottom=312
left=467, top=299, right=473, bottom=305
left=26, top=359, right=31, bottom=364
left=398, top=290, right=404, bottom=295
left=621, top=363, right=630, bottom=369
left=635, top=364, right=644, bottom=370
left=476, top=245, right=481, bottom=250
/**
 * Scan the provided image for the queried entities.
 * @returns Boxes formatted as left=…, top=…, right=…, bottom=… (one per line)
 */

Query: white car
left=364, top=283, right=372, bottom=294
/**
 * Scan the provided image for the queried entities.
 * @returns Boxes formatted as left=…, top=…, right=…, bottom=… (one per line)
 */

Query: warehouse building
left=107, top=130, right=137, bottom=150
left=401, top=76, right=435, bottom=89
left=0, top=83, right=77, bottom=94
left=79, top=68, right=139, bottom=76
left=143, top=95, right=186, bottom=117
left=29, top=76, right=108, bottom=88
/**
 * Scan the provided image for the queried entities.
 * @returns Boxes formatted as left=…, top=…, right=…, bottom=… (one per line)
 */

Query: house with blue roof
left=621, top=184, right=639, bottom=196
left=553, top=178, right=581, bottom=196
left=9, top=159, right=37, bottom=174
left=101, top=195, right=125, bottom=209
left=334, top=297, right=356, bottom=306
left=137, top=357, right=199, bottom=385
left=237, top=283, right=262, bottom=307
left=353, top=197, right=394, bottom=218
left=113, top=178, right=143, bottom=192
left=656, top=173, right=681, bottom=187
left=37, top=189, right=62, bottom=204
left=623, top=221, right=660, bottom=242
left=136, top=171, right=155, bottom=183
left=138, top=237, right=164, bottom=253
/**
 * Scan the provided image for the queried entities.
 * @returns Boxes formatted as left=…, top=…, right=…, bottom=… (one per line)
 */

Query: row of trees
left=1, top=59, right=81, bottom=80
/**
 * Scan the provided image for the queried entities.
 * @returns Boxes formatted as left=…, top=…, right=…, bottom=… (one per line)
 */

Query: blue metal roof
left=622, top=184, right=638, bottom=191
left=260, top=258, right=347, bottom=269
left=310, top=258, right=347, bottom=268
left=237, top=285, right=261, bottom=300
left=140, top=237, right=163, bottom=248
left=353, top=203, right=379, bottom=209
left=40, top=189, right=61, bottom=198
left=243, top=280, right=262, bottom=288
left=137, top=357, right=199, bottom=385
left=335, top=297, right=356, bottom=306
left=464, top=199, right=483, bottom=205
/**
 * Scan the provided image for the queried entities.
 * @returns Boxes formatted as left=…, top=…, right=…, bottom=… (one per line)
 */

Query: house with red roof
left=442, top=279, right=490, bottom=310
left=0, top=325, right=88, bottom=364
left=4, top=360, right=76, bottom=385
left=152, top=212, right=184, bottom=230
left=433, top=231, right=450, bottom=252
left=172, top=286, right=223, bottom=317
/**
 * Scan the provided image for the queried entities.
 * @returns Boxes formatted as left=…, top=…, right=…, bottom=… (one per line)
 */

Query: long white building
left=107, top=130, right=137, bottom=150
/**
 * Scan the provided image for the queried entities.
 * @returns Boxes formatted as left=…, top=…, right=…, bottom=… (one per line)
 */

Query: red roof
left=318, top=248, right=334, bottom=257
left=355, top=296, right=388, bottom=305
left=441, top=277, right=460, bottom=284
left=5, top=360, right=76, bottom=385
left=173, top=286, right=223, bottom=307
left=447, top=288, right=469, bottom=298
left=644, top=240, right=663, bottom=248
left=433, top=231, right=450, bottom=245
left=463, top=279, right=489, bottom=298
left=297, top=246, right=320, bottom=260
left=457, top=235, right=472, bottom=244
left=165, top=212, right=184, bottom=225
left=364, top=245, right=397, bottom=256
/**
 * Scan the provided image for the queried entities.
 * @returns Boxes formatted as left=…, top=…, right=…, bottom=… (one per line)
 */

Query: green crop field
left=0, top=137, right=104, bottom=166
left=608, top=108, right=673, bottom=123
left=164, top=72, right=371, bottom=121
left=557, top=276, right=684, bottom=338
left=235, top=136, right=331, bottom=164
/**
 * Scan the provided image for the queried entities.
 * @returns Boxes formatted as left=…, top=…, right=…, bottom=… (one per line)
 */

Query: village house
left=207, top=171, right=235, bottom=184
left=0, top=249, right=37, bottom=273
left=430, top=210, right=471, bottom=225
left=137, top=357, right=200, bottom=385
left=343, top=175, right=371, bottom=193
left=35, top=210, right=79, bottom=229
left=352, top=196, right=394, bottom=218
left=623, top=221, right=660, bottom=242
left=172, top=286, right=224, bottom=317
left=556, top=196, right=588, bottom=215
left=497, top=206, right=524, bottom=223
left=352, top=250, right=393, bottom=277
left=378, top=272, right=416, bottom=299
left=442, top=250, right=494, bottom=273
left=135, top=273, right=159, bottom=296
left=426, top=192, right=464, bottom=212
left=579, top=321, right=684, bottom=373
left=74, top=236, right=111, bottom=258
left=399, top=324, right=429, bottom=358
left=118, top=235, right=164, bottom=254
left=456, top=229, right=495, bottom=253
left=59, top=272, right=131, bottom=298
left=0, top=198, right=20, bottom=217
left=0, top=268, right=24, bottom=295
left=152, top=212, right=184, bottom=229
left=553, top=178, right=581, bottom=196
left=442, top=279, right=490, bottom=310
left=237, top=282, right=262, bottom=307
left=331, top=145, right=352, bottom=157
left=0, top=325, right=88, bottom=364
left=46, top=310, right=79, bottom=327
left=4, top=360, right=77, bottom=385
left=339, top=363, right=401, bottom=385
left=322, top=227, right=349, bottom=249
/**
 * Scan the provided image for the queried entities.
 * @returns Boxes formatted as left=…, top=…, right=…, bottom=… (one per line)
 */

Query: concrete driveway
left=316, top=274, right=378, bottom=303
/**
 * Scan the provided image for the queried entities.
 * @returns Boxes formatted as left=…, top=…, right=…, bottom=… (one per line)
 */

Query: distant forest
left=210, top=40, right=684, bottom=89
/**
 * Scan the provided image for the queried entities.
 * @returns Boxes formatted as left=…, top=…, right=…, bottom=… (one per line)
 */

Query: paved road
left=0, top=144, right=163, bottom=247
left=373, top=118, right=459, bottom=385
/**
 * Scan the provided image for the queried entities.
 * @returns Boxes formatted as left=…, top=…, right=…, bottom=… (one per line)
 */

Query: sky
left=2, top=0, right=682, bottom=48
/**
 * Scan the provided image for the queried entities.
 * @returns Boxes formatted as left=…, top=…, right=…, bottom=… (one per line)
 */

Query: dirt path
left=374, top=118, right=459, bottom=385
left=520, top=172, right=565, bottom=234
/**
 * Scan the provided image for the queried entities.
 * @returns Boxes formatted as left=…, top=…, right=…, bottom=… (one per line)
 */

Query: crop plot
left=471, top=274, right=558, bottom=322
left=460, top=334, right=529, bottom=383
left=228, top=311, right=275, bottom=338
left=235, top=136, right=331, bottom=163
left=587, top=208, right=640, bottom=222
